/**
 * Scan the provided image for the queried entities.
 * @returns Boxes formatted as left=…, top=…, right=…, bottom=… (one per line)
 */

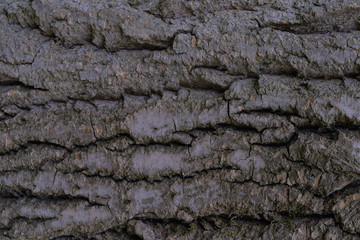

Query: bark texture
left=0, top=0, right=360, bottom=239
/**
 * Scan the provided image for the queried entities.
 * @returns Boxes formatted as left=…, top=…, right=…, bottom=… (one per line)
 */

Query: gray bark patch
left=0, top=0, right=360, bottom=239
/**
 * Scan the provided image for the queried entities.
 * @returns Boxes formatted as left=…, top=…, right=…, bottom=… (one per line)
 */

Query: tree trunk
left=0, top=0, right=360, bottom=239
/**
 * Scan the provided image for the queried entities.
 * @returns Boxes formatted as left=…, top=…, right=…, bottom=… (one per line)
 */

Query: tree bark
left=0, top=0, right=360, bottom=239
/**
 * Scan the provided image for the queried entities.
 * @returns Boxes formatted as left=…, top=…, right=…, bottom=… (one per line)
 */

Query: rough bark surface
left=0, top=0, right=360, bottom=239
